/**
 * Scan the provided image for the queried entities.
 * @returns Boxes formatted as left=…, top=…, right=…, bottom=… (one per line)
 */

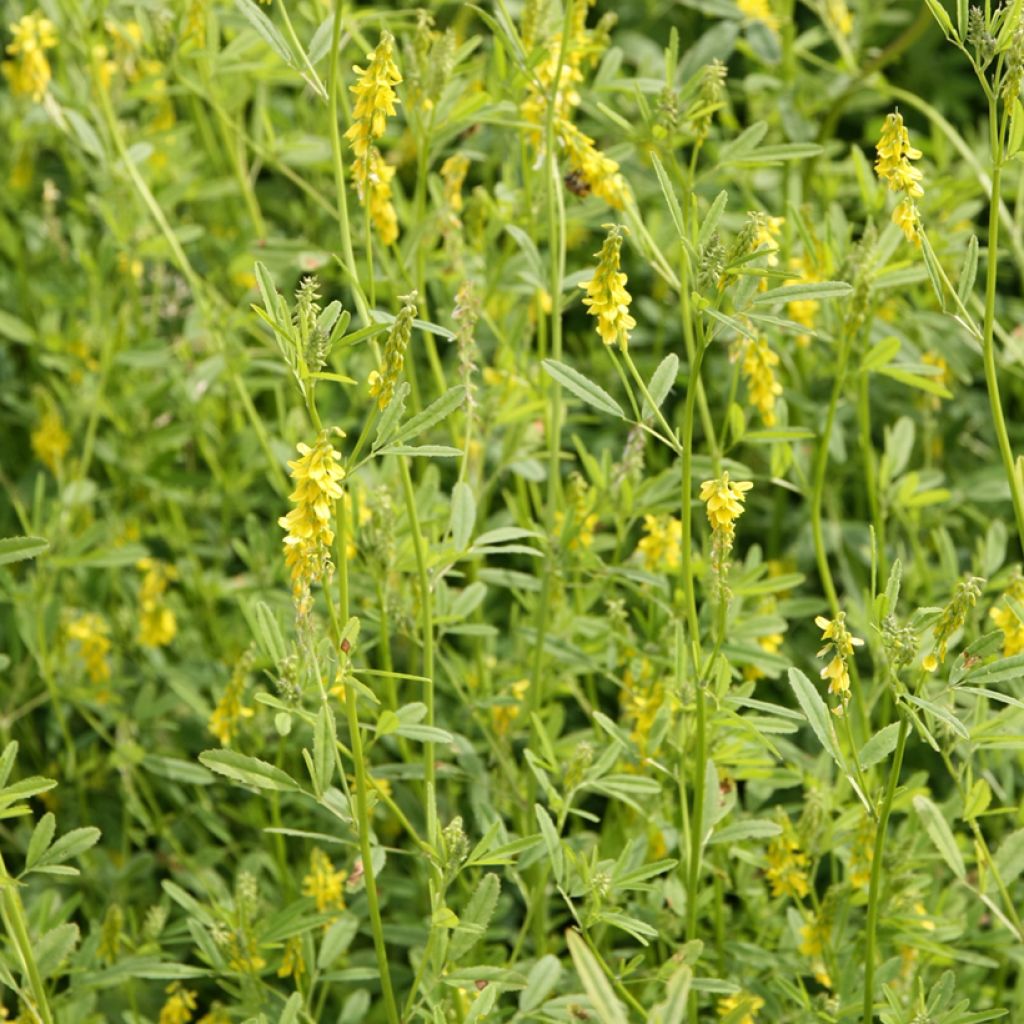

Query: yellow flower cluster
left=158, top=983, right=197, bottom=1024
left=441, top=153, right=470, bottom=214
left=717, top=992, right=765, bottom=1024
left=825, top=0, right=853, bottom=34
left=875, top=111, right=924, bottom=244
left=581, top=226, right=636, bottom=350
left=209, top=659, right=255, bottom=746
left=848, top=814, right=875, bottom=889
left=700, top=473, right=752, bottom=541
left=737, top=0, right=779, bottom=32
left=520, top=3, right=627, bottom=208
left=302, top=848, right=347, bottom=913
left=278, top=936, right=306, bottom=980
left=798, top=914, right=832, bottom=988
left=990, top=577, right=1024, bottom=657
left=741, top=337, right=783, bottom=427
left=765, top=829, right=810, bottom=899
left=751, top=213, right=784, bottom=284
left=491, top=678, right=530, bottom=737
left=636, top=514, right=682, bottom=573
left=815, top=612, right=863, bottom=714
left=346, top=32, right=402, bottom=245
left=559, top=120, right=630, bottom=209
left=31, top=408, right=71, bottom=472
left=138, top=558, right=178, bottom=647
left=744, top=625, right=784, bottom=682
left=279, top=435, right=346, bottom=615
left=67, top=613, right=112, bottom=685
left=3, top=12, right=57, bottom=102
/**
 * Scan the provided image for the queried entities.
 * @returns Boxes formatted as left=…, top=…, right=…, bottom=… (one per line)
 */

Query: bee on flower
left=815, top=612, right=863, bottom=715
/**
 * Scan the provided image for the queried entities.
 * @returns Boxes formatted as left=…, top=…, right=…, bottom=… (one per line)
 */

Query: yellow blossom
left=197, top=1006, right=231, bottom=1024
left=159, top=983, right=197, bottom=1024
left=31, top=408, right=71, bottom=471
left=302, top=848, right=347, bottom=913
left=67, top=613, right=112, bottom=685
left=892, top=196, right=920, bottom=245
left=751, top=213, right=784, bottom=266
left=700, top=473, right=753, bottom=537
left=560, top=120, right=630, bottom=209
left=990, top=577, right=1024, bottom=656
left=876, top=110, right=924, bottom=245
left=737, top=0, right=779, bottom=32
left=278, top=434, right=346, bottom=615
left=636, top=514, right=682, bottom=572
left=3, top=12, right=57, bottom=102
left=849, top=815, right=875, bottom=889
left=741, top=337, right=783, bottom=427
left=787, top=257, right=819, bottom=346
left=354, top=146, right=399, bottom=246
left=345, top=31, right=401, bottom=159
left=138, top=558, right=178, bottom=647
left=717, top=992, right=765, bottom=1024
left=492, top=678, right=530, bottom=737
left=825, top=0, right=853, bottom=34
left=442, top=153, right=470, bottom=213
left=278, top=936, right=306, bottom=980
left=815, top=612, right=863, bottom=714
left=581, top=225, right=635, bottom=350
left=798, top=914, right=832, bottom=988
left=209, top=660, right=255, bottom=746
left=765, top=830, right=810, bottom=899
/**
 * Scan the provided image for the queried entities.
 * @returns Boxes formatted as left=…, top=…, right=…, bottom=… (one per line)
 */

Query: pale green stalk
left=0, top=852, right=54, bottom=1024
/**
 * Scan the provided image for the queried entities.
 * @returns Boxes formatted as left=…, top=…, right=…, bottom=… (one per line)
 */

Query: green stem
left=862, top=715, right=909, bottom=1024
left=0, top=852, right=54, bottom=1024
left=981, top=101, right=1024, bottom=557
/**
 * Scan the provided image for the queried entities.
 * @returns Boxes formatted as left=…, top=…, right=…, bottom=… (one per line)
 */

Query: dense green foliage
left=4, top=1, right=1024, bottom=1022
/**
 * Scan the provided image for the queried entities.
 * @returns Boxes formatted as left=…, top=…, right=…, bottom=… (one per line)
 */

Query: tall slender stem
left=981, top=101, right=1024, bottom=557
left=862, top=715, right=909, bottom=1024
left=0, top=852, right=54, bottom=1024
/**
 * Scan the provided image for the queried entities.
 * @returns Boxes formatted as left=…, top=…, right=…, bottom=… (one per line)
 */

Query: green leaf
left=707, top=819, right=782, bottom=845
left=235, top=0, right=296, bottom=66
left=752, top=281, right=852, bottom=307
left=199, top=750, right=302, bottom=792
left=0, top=310, right=34, bottom=344
left=857, top=722, right=901, bottom=771
left=876, top=365, right=953, bottom=399
left=375, top=445, right=462, bottom=458
left=519, top=954, right=562, bottom=1012
left=729, top=142, right=823, bottom=164
left=649, top=153, right=686, bottom=244
left=647, top=964, right=692, bottom=1024
left=994, top=828, right=1024, bottom=886
left=0, top=536, right=49, bottom=567
left=450, top=481, right=476, bottom=550
left=279, top=991, right=304, bottom=1024
left=786, top=667, right=843, bottom=768
left=535, top=804, right=565, bottom=885
left=542, top=359, right=625, bottom=419
left=450, top=873, right=501, bottom=960
left=923, top=0, right=956, bottom=37
left=913, top=795, right=966, bottom=879
left=958, top=234, right=980, bottom=304
left=566, top=930, right=629, bottom=1024
left=25, top=812, right=56, bottom=871
left=29, top=826, right=100, bottom=871
left=963, top=778, right=992, bottom=821
left=312, top=703, right=336, bottom=796
left=861, top=336, right=901, bottom=373
left=643, top=354, right=679, bottom=419
left=373, top=381, right=409, bottom=449
left=35, top=923, right=79, bottom=978
left=390, top=385, right=466, bottom=446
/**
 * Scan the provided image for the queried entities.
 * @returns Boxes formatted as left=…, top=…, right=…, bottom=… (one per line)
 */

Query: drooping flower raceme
left=67, top=613, right=112, bottom=685
left=302, top=847, right=347, bottom=913
left=815, top=612, right=863, bottom=714
left=581, top=225, right=636, bottom=351
left=700, top=473, right=753, bottom=597
left=346, top=32, right=402, bottom=244
left=875, top=110, right=924, bottom=244
left=368, top=292, right=417, bottom=409
left=279, top=434, right=346, bottom=616
left=137, top=558, right=178, bottom=647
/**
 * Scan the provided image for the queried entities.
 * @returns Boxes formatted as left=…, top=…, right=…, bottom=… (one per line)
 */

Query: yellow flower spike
left=699, top=473, right=753, bottom=535
left=765, top=829, right=810, bottom=899
left=3, top=11, right=58, bottom=102
left=876, top=110, right=925, bottom=245
left=581, top=225, right=636, bottom=350
left=560, top=120, right=630, bottom=209
left=137, top=559, right=178, bottom=647
left=990, top=577, right=1024, bottom=656
left=67, top=613, right=112, bottom=685
left=30, top=407, right=71, bottom=472
left=158, top=982, right=197, bottom=1024
left=278, top=434, right=346, bottom=615
left=814, top=612, right=863, bottom=714
left=345, top=31, right=402, bottom=159
left=741, top=337, right=783, bottom=427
